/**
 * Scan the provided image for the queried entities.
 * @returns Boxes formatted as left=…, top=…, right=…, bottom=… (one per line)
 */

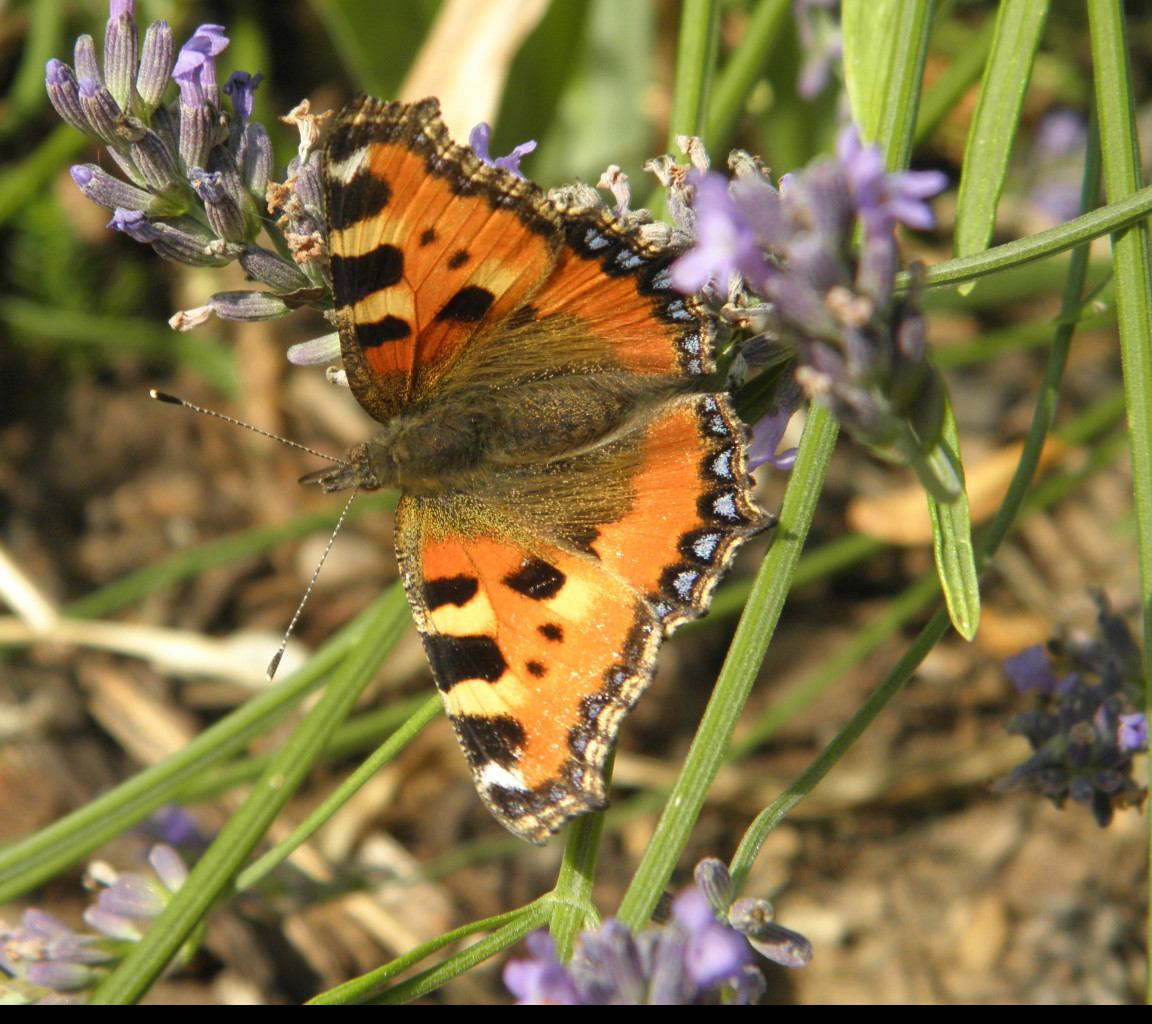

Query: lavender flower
left=669, top=173, right=770, bottom=294
left=994, top=597, right=1148, bottom=827
left=469, top=122, right=537, bottom=177
left=46, top=3, right=313, bottom=330
left=0, top=846, right=189, bottom=1004
left=504, top=859, right=809, bottom=1004
left=795, top=0, right=843, bottom=100
left=666, top=126, right=954, bottom=498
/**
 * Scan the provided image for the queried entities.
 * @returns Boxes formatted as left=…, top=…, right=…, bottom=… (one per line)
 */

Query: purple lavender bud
left=855, top=222, right=898, bottom=307
left=204, top=289, right=293, bottom=323
left=151, top=216, right=240, bottom=265
left=238, top=246, right=311, bottom=293
left=77, top=78, right=123, bottom=146
left=71, top=163, right=152, bottom=211
left=73, top=34, right=100, bottom=84
left=137, top=20, right=175, bottom=111
left=241, top=122, right=273, bottom=198
left=469, top=121, right=537, bottom=177
left=693, top=858, right=735, bottom=914
left=45, top=60, right=93, bottom=136
left=189, top=167, right=246, bottom=241
left=728, top=898, right=813, bottom=967
left=108, top=207, right=158, bottom=242
left=763, top=271, right=839, bottom=340
left=147, top=845, right=188, bottom=892
left=149, top=100, right=179, bottom=154
left=290, top=151, right=325, bottom=217
left=222, top=70, right=262, bottom=127
left=178, top=100, right=213, bottom=173
left=102, top=0, right=139, bottom=112
left=25, top=961, right=98, bottom=993
left=97, top=873, right=166, bottom=919
left=172, top=24, right=229, bottom=108
left=110, top=0, right=136, bottom=16
left=82, top=906, right=141, bottom=941
left=129, top=128, right=179, bottom=190
left=288, top=333, right=342, bottom=366
left=730, top=175, right=790, bottom=251
left=791, top=161, right=855, bottom=253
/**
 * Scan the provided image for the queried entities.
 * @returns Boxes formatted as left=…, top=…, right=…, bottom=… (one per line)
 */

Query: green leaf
left=925, top=402, right=980, bottom=640
left=842, top=0, right=903, bottom=143
left=953, top=0, right=1050, bottom=295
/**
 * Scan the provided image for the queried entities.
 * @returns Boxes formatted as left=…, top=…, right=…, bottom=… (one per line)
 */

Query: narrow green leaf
left=953, top=0, right=1050, bottom=295
left=925, top=401, right=980, bottom=640
left=842, top=0, right=903, bottom=143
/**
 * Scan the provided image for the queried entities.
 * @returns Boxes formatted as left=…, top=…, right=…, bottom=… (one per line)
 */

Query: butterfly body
left=318, top=95, right=768, bottom=843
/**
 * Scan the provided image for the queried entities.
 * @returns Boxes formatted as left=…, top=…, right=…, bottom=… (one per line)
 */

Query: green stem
left=1085, top=1, right=1152, bottom=1002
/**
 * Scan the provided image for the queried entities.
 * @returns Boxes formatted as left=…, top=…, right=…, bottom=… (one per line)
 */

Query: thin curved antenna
left=150, top=391, right=348, bottom=465
left=266, top=484, right=359, bottom=680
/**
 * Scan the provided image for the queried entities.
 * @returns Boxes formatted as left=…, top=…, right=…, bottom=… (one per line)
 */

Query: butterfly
left=309, top=95, right=768, bottom=843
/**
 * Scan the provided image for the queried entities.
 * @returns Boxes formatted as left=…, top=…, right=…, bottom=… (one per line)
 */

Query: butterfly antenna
left=266, top=484, right=359, bottom=680
left=150, top=390, right=349, bottom=465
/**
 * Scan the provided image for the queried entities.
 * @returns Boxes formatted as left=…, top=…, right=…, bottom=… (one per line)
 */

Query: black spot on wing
left=447, top=249, right=471, bottom=269
left=538, top=623, right=563, bottom=643
left=326, top=171, right=391, bottom=233
left=424, top=634, right=507, bottom=690
left=435, top=285, right=495, bottom=322
left=525, top=660, right=546, bottom=678
left=424, top=574, right=479, bottom=610
left=357, top=315, right=411, bottom=349
left=330, top=244, right=403, bottom=303
left=419, top=227, right=438, bottom=246
left=455, top=714, right=525, bottom=771
left=503, top=558, right=565, bottom=600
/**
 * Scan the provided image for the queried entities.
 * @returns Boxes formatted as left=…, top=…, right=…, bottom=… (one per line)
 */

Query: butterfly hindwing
left=395, top=496, right=661, bottom=842
left=395, top=394, right=765, bottom=844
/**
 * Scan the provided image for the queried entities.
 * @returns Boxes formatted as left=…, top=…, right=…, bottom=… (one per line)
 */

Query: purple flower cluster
left=46, top=1, right=320, bottom=332
left=995, top=596, right=1148, bottom=827
left=0, top=845, right=189, bottom=1004
left=503, top=859, right=810, bottom=1004
left=660, top=125, right=953, bottom=496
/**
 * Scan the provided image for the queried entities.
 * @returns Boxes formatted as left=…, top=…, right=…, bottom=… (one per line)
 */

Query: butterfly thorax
left=308, top=370, right=679, bottom=498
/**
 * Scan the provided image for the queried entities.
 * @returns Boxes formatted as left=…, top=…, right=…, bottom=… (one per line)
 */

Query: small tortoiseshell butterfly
left=310, top=95, right=768, bottom=843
